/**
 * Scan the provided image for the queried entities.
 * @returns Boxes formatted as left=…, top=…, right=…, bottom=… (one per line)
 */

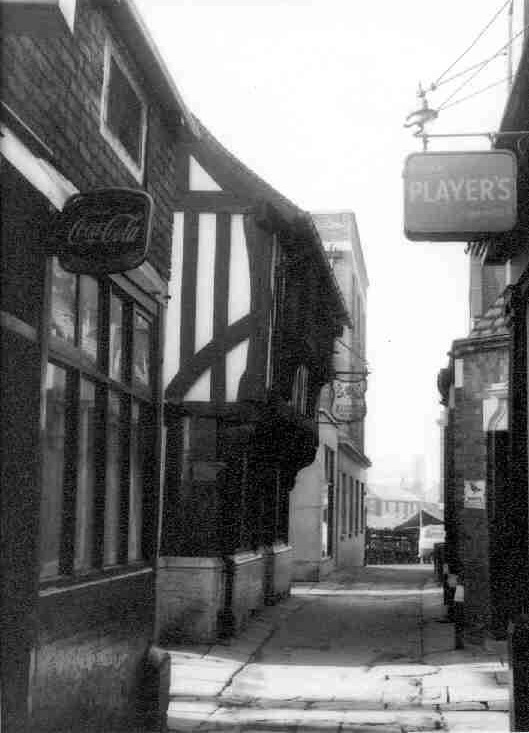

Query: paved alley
left=166, top=565, right=510, bottom=732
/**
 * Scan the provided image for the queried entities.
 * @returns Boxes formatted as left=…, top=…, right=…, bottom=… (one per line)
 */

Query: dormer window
left=100, top=40, right=147, bottom=181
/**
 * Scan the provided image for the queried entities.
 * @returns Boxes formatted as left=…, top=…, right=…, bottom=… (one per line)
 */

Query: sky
left=135, top=0, right=525, bottom=493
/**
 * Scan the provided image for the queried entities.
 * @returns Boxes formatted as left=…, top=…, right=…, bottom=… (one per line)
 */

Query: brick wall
left=451, top=341, right=509, bottom=641
left=1, top=0, right=188, bottom=280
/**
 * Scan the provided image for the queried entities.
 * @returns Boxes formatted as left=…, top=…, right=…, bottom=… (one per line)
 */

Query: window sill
left=39, top=563, right=152, bottom=596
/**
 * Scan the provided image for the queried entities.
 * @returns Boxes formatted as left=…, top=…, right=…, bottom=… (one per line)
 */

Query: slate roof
left=396, top=507, right=444, bottom=531
left=468, top=292, right=509, bottom=339
left=367, top=484, right=422, bottom=503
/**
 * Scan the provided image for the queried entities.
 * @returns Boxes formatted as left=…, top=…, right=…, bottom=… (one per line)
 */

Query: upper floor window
left=100, top=40, right=147, bottom=181
left=290, top=363, right=309, bottom=415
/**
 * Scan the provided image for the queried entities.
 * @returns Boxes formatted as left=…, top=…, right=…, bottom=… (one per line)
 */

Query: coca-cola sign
left=55, top=189, right=153, bottom=274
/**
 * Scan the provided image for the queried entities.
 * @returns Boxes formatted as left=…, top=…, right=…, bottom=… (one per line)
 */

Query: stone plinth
left=156, top=556, right=225, bottom=643
left=264, top=543, right=293, bottom=604
left=228, top=551, right=265, bottom=633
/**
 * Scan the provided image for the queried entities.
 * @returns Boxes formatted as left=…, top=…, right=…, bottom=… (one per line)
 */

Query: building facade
left=366, top=485, right=422, bottom=529
left=0, top=2, right=201, bottom=729
left=439, top=291, right=509, bottom=641
left=471, top=34, right=529, bottom=635
left=289, top=211, right=370, bottom=580
left=158, top=125, right=349, bottom=642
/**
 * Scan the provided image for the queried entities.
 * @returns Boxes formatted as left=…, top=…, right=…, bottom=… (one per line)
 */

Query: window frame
left=340, top=471, right=347, bottom=537
left=348, top=476, right=354, bottom=537
left=100, top=38, right=148, bottom=183
left=355, top=479, right=361, bottom=535
left=40, top=258, right=158, bottom=586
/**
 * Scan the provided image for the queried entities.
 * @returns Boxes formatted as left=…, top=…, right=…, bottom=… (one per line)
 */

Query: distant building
left=290, top=211, right=370, bottom=580
left=366, top=485, right=422, bottom=529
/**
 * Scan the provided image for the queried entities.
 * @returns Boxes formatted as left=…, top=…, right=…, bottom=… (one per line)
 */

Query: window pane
left=128, top=401, right=144, bottom=562
left=355, top=480, right=360, bottom=534
left=104, top=391, right=122, bottom=566
left=50, top=258, right=76, bottom=344
left=108, top=57, right=142, bottom=164
left=40, top=364, right=67, bottom=579
left=133, top=311, right=151, bottom=387
left=80, top=276, right=99, bottom=363
left=74, top=379, right=96, bottom=572
left=109, top=294, right=123, bottom=381
left=348, top=478, right=354, bottom=534
left=341, top=473, right=347, bottom=534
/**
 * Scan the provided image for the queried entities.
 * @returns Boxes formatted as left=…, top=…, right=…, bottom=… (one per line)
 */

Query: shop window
left=100, top=40, right=147, bottom=181
left=109, top=293, right=123, bottom=381
left=40, top=364, right=67, bottom=580
left=40, top=258, right=156, bottom=581
left=79, top=276, right=98, bottom=364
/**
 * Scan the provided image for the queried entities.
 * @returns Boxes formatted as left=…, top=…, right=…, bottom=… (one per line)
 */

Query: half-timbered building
left=158, top=120, right=349, bottom=641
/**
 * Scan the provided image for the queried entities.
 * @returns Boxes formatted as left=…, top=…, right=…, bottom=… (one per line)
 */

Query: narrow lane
left=221, top=565, right=431, bottom=703
left=167, top=566, right=509, bottom=731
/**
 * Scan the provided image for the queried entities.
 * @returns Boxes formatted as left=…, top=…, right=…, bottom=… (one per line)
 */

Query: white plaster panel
left=189, top=155, right=222, bottom=191
left=225, top=338, right=249, bottom=401
left=195, top=213, right=216, bottom=353
left=164, top=212, right=184, bottom=387
left=454, top=358, right=464, bottom=389
left=184, top=369, right=211, bottom=402
left=228, top=214, right=251, bottom=325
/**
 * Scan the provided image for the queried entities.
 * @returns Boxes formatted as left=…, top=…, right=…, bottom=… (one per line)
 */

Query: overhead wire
left=434, top=42, right=513, bottom=90
left=440, top=76, right=511, bottom=111
left=432, top=0, right=512, bottom=88
left=437, top=21, right=528, bottom=112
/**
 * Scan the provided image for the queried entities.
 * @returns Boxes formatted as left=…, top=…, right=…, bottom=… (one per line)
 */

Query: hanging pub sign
left=403, top=150, right=517, bottom=241
left=53, top=188, right=154, bottom=274
left=330, top=378, right=367, bottom=423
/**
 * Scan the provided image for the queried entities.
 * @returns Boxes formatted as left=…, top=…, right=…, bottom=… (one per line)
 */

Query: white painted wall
left=183, top=369, right=211, bottom=401
left=228, top=214, right=251, bottom=325
left=189, top=156, right=222, bottom=191
left=195, top=213, right=216, bottom=353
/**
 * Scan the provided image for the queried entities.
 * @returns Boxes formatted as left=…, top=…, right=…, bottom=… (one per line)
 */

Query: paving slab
left=444, top=683, right=510, bottom=705
left=171, top=659, right=242, bottom=682
left=441, top=710, right=509, bottom=731
left=221, top=663, right=384, bottom=704
left=167, top=699, right=218, bottom=731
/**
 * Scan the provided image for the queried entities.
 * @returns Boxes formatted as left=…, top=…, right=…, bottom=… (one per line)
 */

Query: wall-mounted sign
left=330, top=379, right=366, bottom=423
left=403, top=150, right=517, bottom=241
left=464, top=479, right=486, bottom=510
left=54, top=188, right=154, bottom=274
